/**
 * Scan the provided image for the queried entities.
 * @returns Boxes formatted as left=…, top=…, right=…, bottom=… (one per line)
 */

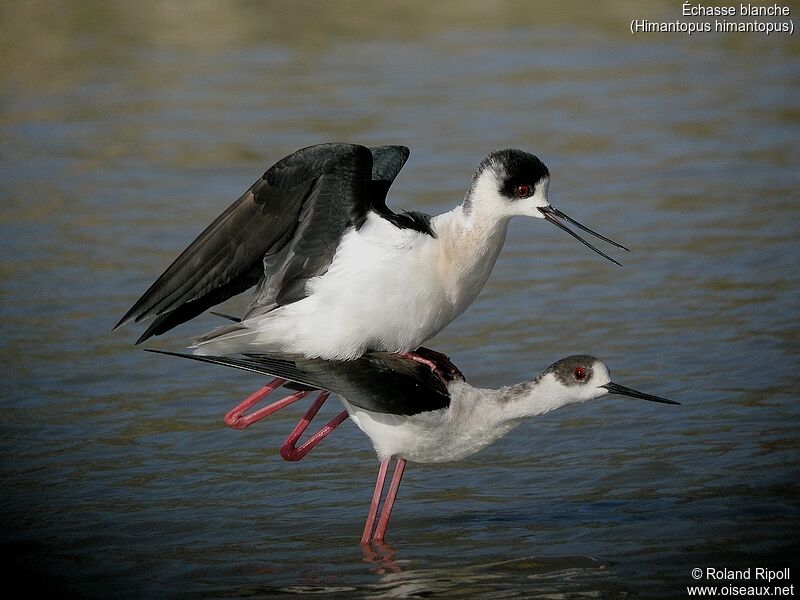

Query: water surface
left=2, top=1, right=798, bottom=598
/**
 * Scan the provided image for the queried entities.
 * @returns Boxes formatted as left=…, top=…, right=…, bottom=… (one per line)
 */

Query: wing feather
left=146, top=349, right=451, bottom=416
left=116, top=143, right=377, bottom=342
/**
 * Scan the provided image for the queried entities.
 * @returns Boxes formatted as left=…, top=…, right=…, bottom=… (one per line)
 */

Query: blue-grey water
left=2, top=1, right=798, bottom=598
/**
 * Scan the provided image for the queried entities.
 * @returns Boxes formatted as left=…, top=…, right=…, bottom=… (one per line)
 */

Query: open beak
left=601, top=382, right=680, bottom=405
left=538, top=206, right=629, bottom=266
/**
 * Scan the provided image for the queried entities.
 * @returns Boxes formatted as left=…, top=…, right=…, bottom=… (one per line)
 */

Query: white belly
left=341, top=383, right=520, bottom=463
left=280, top=232, right=451, bottom=358
left=194, top=211, right=507, bottom=359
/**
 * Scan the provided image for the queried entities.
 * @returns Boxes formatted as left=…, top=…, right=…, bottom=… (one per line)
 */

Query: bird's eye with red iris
left=514, top=184, right=532, bottom=198
left=573, top=366, right=587, bottom=381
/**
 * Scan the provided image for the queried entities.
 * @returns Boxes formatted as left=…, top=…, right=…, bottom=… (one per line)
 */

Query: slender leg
left=224, top=378, right=311, bottom=429
left=225, top=380, right=347, bottom=459
left=361, top=458, right=390, bottom=544
left=280, top=392, right=349, bottom=461
left=414, top=346, right=464, bottom=380
left=401, top=349, right=465, bottom=381
left=360, top=541, right=400, bottom=573
left=373, top=458, right=407, bottom=543
left=400, top=352, right=438, bottom=372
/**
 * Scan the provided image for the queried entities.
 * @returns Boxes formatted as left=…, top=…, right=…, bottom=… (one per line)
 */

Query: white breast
left=341, top=381, right=521, bottom=463
left=267, top=213, right=456, bottom=358
left=195, top=209, right=510, bottom=359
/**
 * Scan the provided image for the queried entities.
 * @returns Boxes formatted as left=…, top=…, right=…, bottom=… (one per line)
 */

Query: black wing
left=116, top=144, right=411, bottom=343
left=146, top=349, right=452, bottom=416
left=367, top=145, right=435, bottom=237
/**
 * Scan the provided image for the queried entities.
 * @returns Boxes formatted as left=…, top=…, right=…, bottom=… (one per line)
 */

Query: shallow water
left=2, top=1, right=799, bottom=598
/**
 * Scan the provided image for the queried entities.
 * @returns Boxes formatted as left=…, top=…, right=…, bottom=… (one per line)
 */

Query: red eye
left=514, top=184, right=532, bottom=198
left=573, top=366, right=587, bottom=380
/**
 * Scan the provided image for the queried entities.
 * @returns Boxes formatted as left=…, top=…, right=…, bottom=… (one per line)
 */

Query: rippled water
left=2, top=1, right=799, bottom=598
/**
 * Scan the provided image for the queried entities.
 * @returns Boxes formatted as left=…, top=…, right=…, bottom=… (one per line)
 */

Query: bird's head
left=468, top=149, right=551, bottom=219
left=536, top=354, right=680, bottom=410
left=467, top=149, right=629, bottom=265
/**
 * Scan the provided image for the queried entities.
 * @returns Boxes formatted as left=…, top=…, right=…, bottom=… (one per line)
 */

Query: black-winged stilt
left=149, top=348, right=678, bottom=544
left=116, top=144, right=628, bottom=359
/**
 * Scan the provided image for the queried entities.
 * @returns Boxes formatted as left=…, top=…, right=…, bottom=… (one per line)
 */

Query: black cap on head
left=545, top=354, right=597, bottom=387
left=481, top=149, right=550, bottom=199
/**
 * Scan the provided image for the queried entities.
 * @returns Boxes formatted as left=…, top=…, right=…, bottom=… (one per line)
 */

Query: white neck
left=432, top=202, right=511, bottom=307
left=481, top=373, right=590, bottom=423
left=419, top=375, right=585, bottom=464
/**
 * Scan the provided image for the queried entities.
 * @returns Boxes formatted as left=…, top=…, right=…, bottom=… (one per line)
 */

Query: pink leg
left=224, top=379, right=348, bottom=460
left=280, top=391, right=349, bottom=461
left=400, top=352, right=438, bottom=372
left=373, top=458, right=407, bottom=543
left=361, top=458, right=390, bottom=544
left=413, top=347, right=465, bottom=380
left=224, top=378, right=312, bottom=429
left=400, top=349, right=465, bottom=381
left=360, top=542, right=400, bottom=573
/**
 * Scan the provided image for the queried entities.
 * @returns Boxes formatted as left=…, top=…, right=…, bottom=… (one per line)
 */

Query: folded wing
left=147, top=349, right=452, bottom=416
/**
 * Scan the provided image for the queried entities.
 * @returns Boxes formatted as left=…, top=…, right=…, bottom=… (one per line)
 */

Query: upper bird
left=116, top=143, right=628, bottom=359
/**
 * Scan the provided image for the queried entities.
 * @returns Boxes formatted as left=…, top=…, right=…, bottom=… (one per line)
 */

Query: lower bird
left=151, top=348, right=679, bottom=544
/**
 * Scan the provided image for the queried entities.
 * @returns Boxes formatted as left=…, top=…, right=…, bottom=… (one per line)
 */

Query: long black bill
left=538, top=206, right=629, bottom=266
left=601, top=382, right=680, bottom=405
